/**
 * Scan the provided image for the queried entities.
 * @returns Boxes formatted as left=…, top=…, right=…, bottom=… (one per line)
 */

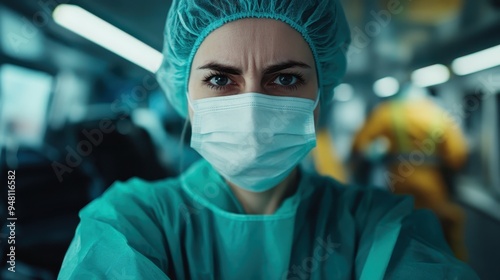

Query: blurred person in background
left=351, top=83, right=469, bottom=260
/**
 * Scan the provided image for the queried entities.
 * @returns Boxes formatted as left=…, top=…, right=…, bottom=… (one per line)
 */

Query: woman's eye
left=209, top=75, right=232, bottom=86
left=273, top=74, right=298, bottom=86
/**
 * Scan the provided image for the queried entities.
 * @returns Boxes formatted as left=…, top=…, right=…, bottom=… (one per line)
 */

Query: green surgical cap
left=156, top=0, right=352, bottom=118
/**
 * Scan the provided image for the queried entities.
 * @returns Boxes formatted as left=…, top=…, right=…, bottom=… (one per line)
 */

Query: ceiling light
left=373, top=77, right=399, bottom=97
left=334, top=83, right=354, bottom=102
left=53, top=4, right=163, bottom=73
left=411, top=64, right=450, bottom=87
left=451, top=44, right=500, bottom=76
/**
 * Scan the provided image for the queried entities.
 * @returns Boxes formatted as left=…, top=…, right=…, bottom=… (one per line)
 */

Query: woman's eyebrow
left=197, top=62, right=242, bottom=75
left=263, top=60, right=311, bottom=75
left=196, top=60, right=311, bottom=75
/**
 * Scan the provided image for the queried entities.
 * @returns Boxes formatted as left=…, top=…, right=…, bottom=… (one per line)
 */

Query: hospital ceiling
left=2, top=0, right=500, bottom=85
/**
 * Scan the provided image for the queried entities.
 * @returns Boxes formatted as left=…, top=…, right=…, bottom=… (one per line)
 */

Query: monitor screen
left=0, top=64, right=53, bottom=147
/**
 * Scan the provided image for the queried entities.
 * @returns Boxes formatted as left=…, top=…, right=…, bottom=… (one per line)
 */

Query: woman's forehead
left=192, top=18, right=315, bottom=70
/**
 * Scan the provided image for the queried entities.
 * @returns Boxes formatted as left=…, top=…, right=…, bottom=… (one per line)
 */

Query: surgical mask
left=188, top=92, right=319, bottom=192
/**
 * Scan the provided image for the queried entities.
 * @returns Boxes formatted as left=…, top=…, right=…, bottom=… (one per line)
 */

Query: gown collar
left=180, top=159, right=314, bottom=219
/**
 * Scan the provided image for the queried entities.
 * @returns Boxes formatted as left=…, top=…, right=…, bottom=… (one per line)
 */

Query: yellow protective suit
left=352, top=98, right=469, bottom=260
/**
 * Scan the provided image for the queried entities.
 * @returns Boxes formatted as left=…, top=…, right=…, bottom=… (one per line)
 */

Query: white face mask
left=188, top=92, right=318, bottom=192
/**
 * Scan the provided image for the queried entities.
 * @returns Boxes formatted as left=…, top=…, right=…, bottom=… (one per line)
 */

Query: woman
left=58, top=0, right=479, bottom=279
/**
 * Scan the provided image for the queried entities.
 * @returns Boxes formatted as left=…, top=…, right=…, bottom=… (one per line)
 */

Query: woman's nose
left=242, top=77, right=266, bottom=94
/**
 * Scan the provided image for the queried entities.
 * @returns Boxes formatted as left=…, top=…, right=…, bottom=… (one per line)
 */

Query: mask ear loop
left=313, top=89, right=321, bottom=109
left=178, top=92, right=193, bottom=174
left=186, top=91, right=196, bottom=110
left=178, top=116, right=191, bottom=174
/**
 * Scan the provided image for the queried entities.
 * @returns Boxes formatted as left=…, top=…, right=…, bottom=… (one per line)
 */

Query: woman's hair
left=156, top=0, right=351, bottom=118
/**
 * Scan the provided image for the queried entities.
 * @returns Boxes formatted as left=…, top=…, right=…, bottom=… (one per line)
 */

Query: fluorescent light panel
left=53, top=4, right=163, bottom=73
left=373, top=77, right=399, bottom=97
left=411, top=64, right=450, bottom=87
left=451, top=44, right=500, bottom=76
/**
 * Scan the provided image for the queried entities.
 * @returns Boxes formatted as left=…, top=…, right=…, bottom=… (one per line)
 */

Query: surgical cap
left=156, top=0, right=351, bottom=118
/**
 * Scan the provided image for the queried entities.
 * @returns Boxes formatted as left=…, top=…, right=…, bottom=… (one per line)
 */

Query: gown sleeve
left=352, top=189, right=479, bottom=280
left=58, top=178, right=171, bottom=280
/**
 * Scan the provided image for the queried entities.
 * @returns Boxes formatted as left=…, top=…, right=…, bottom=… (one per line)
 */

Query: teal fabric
left=58, top=159, right=479, bottom=279
left=156, top=0, right=351, bottom=118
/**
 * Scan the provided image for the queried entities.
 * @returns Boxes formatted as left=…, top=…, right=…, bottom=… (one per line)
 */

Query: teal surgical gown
left=58, top=159, right=479, bottom=279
